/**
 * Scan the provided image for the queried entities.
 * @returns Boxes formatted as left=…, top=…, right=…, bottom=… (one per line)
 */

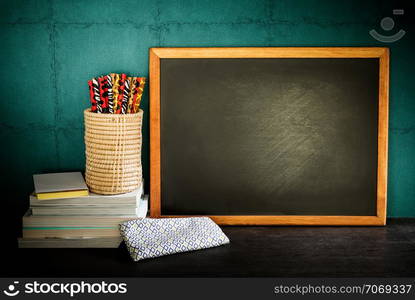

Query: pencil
left=127, top=77, right=137, bottom=113
left=91, top=78, right=102, bottom=113
left=87, top=80, right=97, bottom=112
left=132, top=77, right=146, bottom=113
left=98, top=76, right=109, bottom=113
left=115, top=74, right=127, bottom=114
left=106, top=74, right=114, bottom=114
left=121, top=77, right=132, bottom=114
left=111, top=73, right=120, bottom=113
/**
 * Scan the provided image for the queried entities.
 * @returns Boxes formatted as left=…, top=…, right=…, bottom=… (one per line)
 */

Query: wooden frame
left=149, top=47, right=389, bottom=226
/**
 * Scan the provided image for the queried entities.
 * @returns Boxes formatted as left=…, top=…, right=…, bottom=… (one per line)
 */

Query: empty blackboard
left=149, top=48, right=389, bottom=225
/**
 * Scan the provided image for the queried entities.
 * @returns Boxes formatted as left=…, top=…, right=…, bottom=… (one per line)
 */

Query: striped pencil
left=132, top=77, right=146, bottom=113
left=98, top=76, right=109, bottom=113
left=121, top=77, right=132, bottom=114
left=115, top=74, right=127, bottom=114
left=127, top=77, right=137, bottom=113
left=91, top=78, right=102, bottom=113
left=111, top=73, right=120, bottom=113
left=88, top=73, right=146, bottom=114
left=106, top=74, right=114, bottom=114
left=87, top=80, right=97, bottom=112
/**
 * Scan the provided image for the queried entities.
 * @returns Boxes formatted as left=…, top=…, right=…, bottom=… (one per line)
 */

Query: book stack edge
left=19, top=172, right=147, bottom=248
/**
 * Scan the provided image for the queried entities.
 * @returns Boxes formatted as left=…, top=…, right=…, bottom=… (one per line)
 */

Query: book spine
left=22, top=228, right=120, bottom=238
left=18, top=237, right=122, bottom=248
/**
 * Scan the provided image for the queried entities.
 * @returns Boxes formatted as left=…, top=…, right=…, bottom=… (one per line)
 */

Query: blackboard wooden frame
left=149, top=47, right=389, bottom=225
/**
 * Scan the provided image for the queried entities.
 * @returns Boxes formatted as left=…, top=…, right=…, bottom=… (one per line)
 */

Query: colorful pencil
left=88, top=73, right=146, bottom=114
left=106, top=74, right=114, bottom=114
left=98, top=76, right=109, bottom=113
left=121, top=77, right=132, bottom=114
left=87, top=80, right=97, bottom=112
left=132, top=77, right=146, bottom=113
left=127, top=77, right=137, bottom=113
left=111, top=73, right=120, bottom=113
left=91, top=78, right=102, bottom=113
left=115, top=74, right=127, bottom=114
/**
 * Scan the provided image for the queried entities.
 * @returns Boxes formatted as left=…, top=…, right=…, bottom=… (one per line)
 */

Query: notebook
left=33, top=172, right=89, bottom=200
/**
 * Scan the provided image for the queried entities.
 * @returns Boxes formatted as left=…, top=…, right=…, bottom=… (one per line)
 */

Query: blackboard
left=149, top=48, right=389, bottom=225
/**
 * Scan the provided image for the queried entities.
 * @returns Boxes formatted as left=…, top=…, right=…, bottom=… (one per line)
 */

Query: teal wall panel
left=158, top=0, right=268, bottom=23
left=0, top=0, right=51, bottom=23
left=0, top=129, right=59, bottom=180
left=0, top=0, right=414, bottom=217
left=0, top=24, right=55, bottom=128
left=56, top=127, right=85, bottom=171
left=387, top=32, right=415, bottom=217
left=268, top=23, right=375, bottom=46
left=161, top=23, right=269, bottom=46
left=54, top=23, right=157, bottom=126
left=52, top=0, right=158, bottom=24
left=270, top=0, right=383, bottom=24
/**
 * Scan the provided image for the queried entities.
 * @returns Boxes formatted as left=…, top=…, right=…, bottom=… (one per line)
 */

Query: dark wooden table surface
left=3, top=219, right=415, bottom=277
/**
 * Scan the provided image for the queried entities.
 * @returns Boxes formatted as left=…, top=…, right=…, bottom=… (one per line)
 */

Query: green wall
left=1, top=0, right=414, bottom=220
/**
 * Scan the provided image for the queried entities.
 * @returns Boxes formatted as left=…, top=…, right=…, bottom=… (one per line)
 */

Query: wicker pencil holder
left=84, top=109, right=143, bottom=194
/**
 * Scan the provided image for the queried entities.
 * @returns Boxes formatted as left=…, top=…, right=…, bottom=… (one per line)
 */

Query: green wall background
left=0, top=0, right=414, bottom=225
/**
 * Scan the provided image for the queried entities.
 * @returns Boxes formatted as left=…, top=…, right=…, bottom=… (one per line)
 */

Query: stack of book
left=19, top=172, right=147, bottom=248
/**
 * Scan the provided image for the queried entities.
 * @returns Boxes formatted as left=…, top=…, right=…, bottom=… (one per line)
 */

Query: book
left=24, top=196, right=148, bottom=227
left=23, top=212, right=139, bottom=228
left=22, top=227, right=119, bottom=238
left=29, top=183, right=143, bottom=206
left=33, top=172, right=88, bottom=200
left=18, top=237, right=122, bottom=248
left=22, top=195, right=148, bottom=239
left=35, top=190, right=89, bottom=200
left=31, top=206, right=138, bottom=216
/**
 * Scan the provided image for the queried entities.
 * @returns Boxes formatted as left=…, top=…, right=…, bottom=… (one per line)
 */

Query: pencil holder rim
left=84, top=108, right=143, bottom=117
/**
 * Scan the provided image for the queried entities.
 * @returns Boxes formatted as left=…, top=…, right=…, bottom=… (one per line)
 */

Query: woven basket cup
left=84, top=109, right=143, bottom=194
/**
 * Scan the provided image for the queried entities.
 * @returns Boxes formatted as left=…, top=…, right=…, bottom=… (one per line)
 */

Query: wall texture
left=0, top=0, right=414, bottom=227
